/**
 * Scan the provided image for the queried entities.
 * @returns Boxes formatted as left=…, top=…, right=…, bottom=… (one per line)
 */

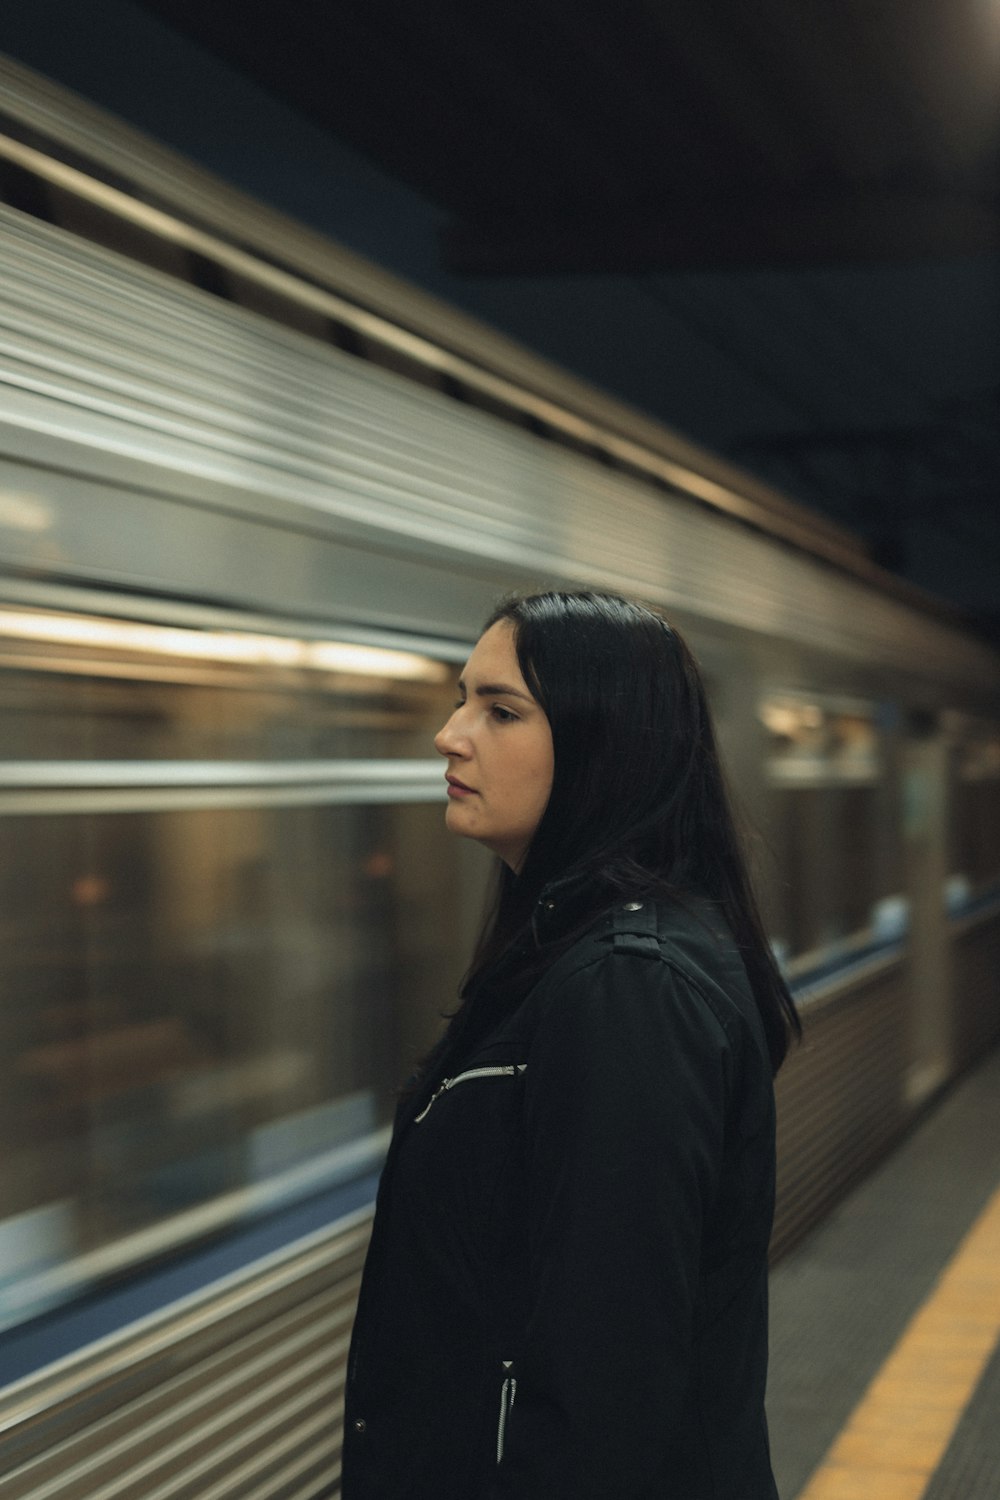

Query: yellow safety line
left=796, top=1180, right=1000, bottom=1500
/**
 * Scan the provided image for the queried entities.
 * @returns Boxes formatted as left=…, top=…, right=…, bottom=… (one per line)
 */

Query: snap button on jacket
left=342, top=895, right=779, bottom=1499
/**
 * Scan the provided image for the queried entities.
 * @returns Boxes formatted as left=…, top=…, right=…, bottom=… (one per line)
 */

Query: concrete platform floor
left=767, top=1045, right=1000, bottom=1500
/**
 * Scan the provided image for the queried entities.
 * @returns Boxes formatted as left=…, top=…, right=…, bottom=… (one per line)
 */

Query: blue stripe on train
left=0, top=1170, right=380, bottom=1387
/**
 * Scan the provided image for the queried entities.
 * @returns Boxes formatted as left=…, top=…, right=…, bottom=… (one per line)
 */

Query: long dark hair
left=457, top=590, right=799, bottom=1074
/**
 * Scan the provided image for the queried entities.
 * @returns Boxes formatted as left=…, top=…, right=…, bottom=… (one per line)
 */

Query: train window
left=0, top=607, right=453, bottom=761
left=0, top=606, right=486, bottom=1330
left=758, top=693, right=902, bottom=971
left=950, top=723, right=1000, bottom=904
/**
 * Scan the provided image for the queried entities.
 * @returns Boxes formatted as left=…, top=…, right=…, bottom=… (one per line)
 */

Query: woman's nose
left=434, top=711, right=468, bottom=758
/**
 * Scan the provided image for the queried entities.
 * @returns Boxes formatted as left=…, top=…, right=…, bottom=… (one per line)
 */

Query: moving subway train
left=1, top=54, right=999, bottom=1499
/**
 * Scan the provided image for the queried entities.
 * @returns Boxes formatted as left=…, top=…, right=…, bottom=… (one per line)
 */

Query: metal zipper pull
left=496, top=1362, right=518, bottom=1463
left=413, top=1078, right=451, bottom=1123
left=413, top=1064, right=527, bottom=1122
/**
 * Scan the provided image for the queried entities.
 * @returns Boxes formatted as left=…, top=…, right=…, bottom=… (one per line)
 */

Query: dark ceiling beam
left=734, top=425, right=972, bottom=457
left=442, top=191, right=1000, bottom=273
left=733, top=423, right=998, bottom=498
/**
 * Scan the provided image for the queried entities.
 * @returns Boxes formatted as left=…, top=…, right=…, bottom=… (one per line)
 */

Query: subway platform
left=767, top=1043, right=1000, bottom=1500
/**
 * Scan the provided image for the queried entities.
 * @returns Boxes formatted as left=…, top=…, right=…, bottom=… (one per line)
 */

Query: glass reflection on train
left=758, top=691, right=1000, bottom=983
left=757, top=692, right=905, bottom=975
left=950, top=719, right=1000, bottom=910
left=0, top=607, right=487, bottom=1331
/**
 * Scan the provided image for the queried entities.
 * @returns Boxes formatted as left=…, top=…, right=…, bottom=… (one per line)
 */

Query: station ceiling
left=133, top=1, right=1000, bottom=628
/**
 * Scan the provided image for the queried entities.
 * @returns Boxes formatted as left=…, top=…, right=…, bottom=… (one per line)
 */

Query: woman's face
left=434, top=620, right=554, bottom=871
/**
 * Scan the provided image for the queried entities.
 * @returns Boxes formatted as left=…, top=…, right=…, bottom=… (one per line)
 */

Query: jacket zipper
left=413, top=1064, right=526, bottom=1122
left=496, top=1361, right=517, bottom=1464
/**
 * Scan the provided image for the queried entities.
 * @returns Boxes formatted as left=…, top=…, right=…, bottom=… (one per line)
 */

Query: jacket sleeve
left=488, top=948, right=732, bottom=1499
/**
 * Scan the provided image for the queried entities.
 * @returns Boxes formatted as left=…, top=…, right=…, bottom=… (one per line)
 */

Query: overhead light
left=0, top=608, right=448, bottom=682
left=0, top=493, right=52, bottom=532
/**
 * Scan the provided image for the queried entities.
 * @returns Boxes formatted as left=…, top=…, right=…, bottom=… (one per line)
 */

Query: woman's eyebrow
left=457, top=677, right=534, bottom=703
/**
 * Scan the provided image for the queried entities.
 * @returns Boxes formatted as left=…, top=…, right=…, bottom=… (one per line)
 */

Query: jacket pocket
left=496, top=1360, right=517, bottom=1464
left=414, top=1064, right=526, bottom=1122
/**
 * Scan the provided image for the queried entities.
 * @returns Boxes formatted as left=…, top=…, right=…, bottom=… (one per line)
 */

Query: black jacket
left=342, top=889, right=779, bottom=1499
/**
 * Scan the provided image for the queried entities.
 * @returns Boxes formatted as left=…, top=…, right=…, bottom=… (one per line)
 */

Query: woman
left=342, top=590, right=798, bottom=1500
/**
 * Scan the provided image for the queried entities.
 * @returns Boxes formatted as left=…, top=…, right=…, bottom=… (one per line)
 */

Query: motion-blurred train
left=0, top=54, right=998, bottom=1500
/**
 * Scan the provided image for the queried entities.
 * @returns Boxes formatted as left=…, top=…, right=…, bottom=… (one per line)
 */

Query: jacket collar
left=533, top=873, right=730, bottom=953
left=531, top=868, right=622, bottom=945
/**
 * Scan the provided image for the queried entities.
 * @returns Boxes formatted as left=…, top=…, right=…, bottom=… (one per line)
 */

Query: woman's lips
left=446, top=775, right=476, bottom=797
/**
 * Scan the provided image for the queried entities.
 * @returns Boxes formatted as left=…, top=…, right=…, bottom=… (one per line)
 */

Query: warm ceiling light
left=0, top=492, right=52, bottom=532
left=0, top=609, right=448, bottom=681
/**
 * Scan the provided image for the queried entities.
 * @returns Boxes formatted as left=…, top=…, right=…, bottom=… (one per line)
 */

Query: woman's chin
left=444, top=802, right=476, bottom=837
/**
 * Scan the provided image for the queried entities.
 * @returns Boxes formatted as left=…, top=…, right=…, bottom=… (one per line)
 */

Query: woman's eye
left=453, top=698, right=466, bottom=710
left=491, top=705, right=518, bottom=723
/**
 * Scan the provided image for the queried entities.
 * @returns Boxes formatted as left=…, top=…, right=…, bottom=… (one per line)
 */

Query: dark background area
left=1, top=0, right=997, bottom=632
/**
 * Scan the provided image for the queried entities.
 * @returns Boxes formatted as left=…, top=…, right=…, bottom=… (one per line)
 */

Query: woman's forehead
left=463, top=620, right=522, bottom=681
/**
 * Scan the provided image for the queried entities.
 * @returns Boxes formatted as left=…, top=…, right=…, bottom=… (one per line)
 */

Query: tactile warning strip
left=923, top=1338, right=1000, bottom=1500
left=796, top=1182, right=1000, bottom=1498
left=767, top=1047, right=1000, bottom=1500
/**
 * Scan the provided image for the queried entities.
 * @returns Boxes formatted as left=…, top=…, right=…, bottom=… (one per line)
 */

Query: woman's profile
left=342, top=590, right=798, bottom=1499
